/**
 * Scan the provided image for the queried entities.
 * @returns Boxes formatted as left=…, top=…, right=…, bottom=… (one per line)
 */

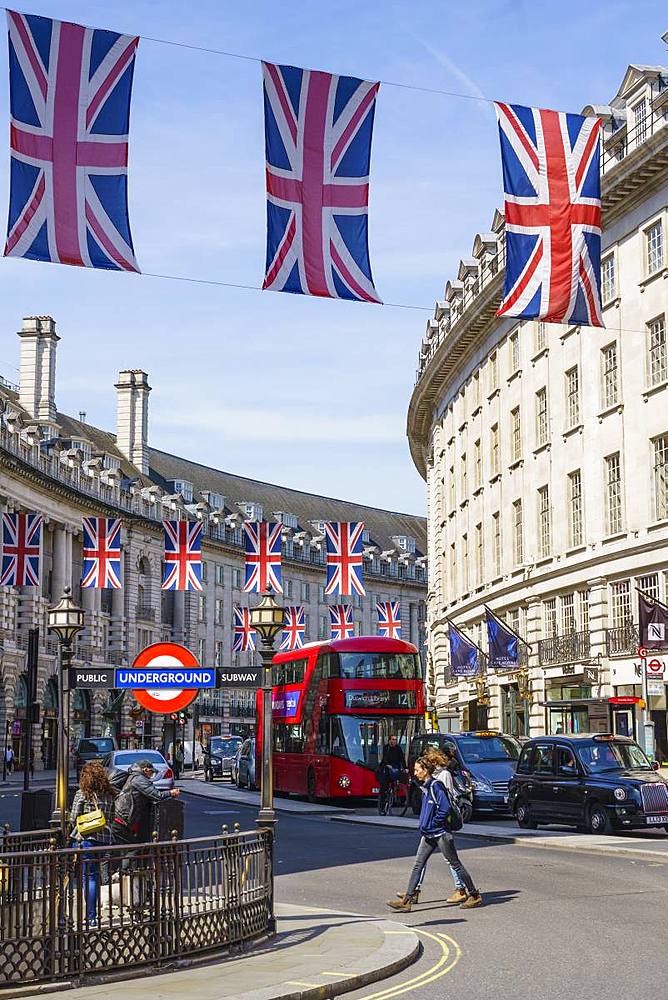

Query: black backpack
left=430, top=782, right=464, bottom=832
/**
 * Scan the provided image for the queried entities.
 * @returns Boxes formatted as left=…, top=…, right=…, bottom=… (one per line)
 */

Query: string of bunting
left=1, top=7, right=637, bottom=330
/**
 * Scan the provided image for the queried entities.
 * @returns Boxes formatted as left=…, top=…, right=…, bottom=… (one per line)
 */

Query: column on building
left=587, top=577, right=611, bottom=699
left=525, top=596, right=545, bottom=736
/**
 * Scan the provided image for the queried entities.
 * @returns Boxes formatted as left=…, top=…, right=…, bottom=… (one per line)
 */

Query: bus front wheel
left=307, top=768, right=317, bottom=803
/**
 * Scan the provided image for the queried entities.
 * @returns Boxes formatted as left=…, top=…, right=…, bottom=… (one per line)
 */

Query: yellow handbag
left=75, top=801, right=106, bottom=837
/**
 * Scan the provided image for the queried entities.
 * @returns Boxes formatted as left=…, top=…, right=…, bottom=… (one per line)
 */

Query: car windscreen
left=114, top=751, right=165, bottom=766
left=455, top=736, right=520, bottom=763
left=79, top=739, right=115, bottom=754
left=211, top=739, right=241, bottom=756
left=577, top=740, right=652, bottom=773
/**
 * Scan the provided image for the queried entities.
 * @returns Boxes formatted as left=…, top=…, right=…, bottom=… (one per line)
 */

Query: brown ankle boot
left=446, top=889, right=468, bottom=905
left=460, top=892, right=483, bottom=909
left=387, top=895, right=412, bottom=912
left=396, top=890, right=420, bottom=903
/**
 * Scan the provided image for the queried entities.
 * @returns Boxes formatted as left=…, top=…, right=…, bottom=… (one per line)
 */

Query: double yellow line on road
left=361, top=929, right=462, bottom=999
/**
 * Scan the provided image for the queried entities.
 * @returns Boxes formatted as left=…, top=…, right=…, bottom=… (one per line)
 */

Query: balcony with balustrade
left=538, top=630, right=591, bottom=666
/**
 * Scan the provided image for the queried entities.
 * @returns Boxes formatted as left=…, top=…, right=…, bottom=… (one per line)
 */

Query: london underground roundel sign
left=127, top=642, right=206, bottom=714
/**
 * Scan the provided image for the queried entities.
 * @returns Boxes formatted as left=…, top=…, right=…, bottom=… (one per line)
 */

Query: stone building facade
left=0, top=317, right=427, bottom=768
left=407, top=63, right=668, bottom=755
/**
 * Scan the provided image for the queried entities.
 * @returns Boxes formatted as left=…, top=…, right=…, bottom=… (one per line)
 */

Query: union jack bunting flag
left=243, top=521, right=283, bottom=594
left=330, top=604, right=354, bottom=641
left=233, top=606, right=256, bottom=653
left=5, top=10, right=139, bottom=271
left=280, top=606, right=306, bottom=651
left=262, top=61, right=381, bottom=303
left=162, top=520, right=203, bottom=591
left=325, top=521, right=365, bottom=597
left=1, top=512, right=42, bottom=587
left=495, top=102, right=603, bottom=327
left=82, top=516, right=122, bottom=589
left=376, top=600, right=401, bottom=640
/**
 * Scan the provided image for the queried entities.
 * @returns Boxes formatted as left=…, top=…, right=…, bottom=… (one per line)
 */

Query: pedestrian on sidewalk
left=112, top=760, right=180, bottom=845
left=173, top=740, right=184, bottom=780
left=70, top=761, right=117, bottom=926
left=388, top=756, right=482, bottom=912
left=4, top=746, right=14, bottom=775
left=396, top=746, right=468, bottom=905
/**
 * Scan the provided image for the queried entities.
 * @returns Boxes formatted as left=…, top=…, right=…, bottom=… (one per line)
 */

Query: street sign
left=638, top=646, right=648, bottom=659
left=130, top=642, right=205, bottom=714
left=647, top=679, right=664, bottom=697
left=583, top=666, right=598, bottom=683
left=647, top=658, right=665, bottom=677
left=609, top=696, right=641, bottom=705
left=116, top=667, right=215, bottom=689
left=216, top=667, right=261, bottom=687
left=69, top=667, right=115, bottom=688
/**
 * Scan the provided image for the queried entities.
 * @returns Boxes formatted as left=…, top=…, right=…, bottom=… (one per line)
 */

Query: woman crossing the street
left=388, top=755, right=482, bottom=912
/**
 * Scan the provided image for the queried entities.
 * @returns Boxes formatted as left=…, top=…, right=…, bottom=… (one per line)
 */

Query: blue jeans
left=79, top=839, right=100, bottom=925
left=406, top=835, right=476, bottom=898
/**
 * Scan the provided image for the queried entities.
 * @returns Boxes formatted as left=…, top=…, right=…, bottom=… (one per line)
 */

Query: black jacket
left=114, top=765, right=170, bottom=837
left=381, top=744, right=406, bottom=769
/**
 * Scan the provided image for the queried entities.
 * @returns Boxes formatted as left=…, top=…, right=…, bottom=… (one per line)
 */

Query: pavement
left=11, top=904, right=419, bottom=1000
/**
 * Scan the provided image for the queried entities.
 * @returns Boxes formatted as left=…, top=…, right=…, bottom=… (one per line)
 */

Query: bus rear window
left=336, top=653, right=421, bottom=680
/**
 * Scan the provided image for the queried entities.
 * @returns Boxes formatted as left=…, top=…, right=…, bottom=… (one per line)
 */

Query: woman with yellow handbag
left=69, top=761, right=117, bottom=926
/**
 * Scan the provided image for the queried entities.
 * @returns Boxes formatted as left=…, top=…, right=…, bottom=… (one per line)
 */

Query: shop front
left=500, top=681, right=529, bottom=737
left=544, top=679, right=609, bottom=735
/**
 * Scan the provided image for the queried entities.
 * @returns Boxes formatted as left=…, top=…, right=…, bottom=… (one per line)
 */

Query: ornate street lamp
left=47, top=587, right=84, bottom=838
left=249, top=593, right=284, bottom=834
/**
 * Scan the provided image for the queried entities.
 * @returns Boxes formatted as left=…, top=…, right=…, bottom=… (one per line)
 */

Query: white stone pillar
left=525, top=596, right=545, bottom=736
left=115, top=370, right=151, bottom=474
left=52, top=526, right=68, bottom=599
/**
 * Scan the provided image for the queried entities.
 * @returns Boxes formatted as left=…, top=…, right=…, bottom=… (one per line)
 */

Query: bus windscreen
left=331, top=715, right=415, bottom=770
left=337, top=652, right=421, bottom=680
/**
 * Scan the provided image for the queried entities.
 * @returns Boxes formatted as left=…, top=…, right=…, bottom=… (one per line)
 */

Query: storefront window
left=501, top=684, right=528, bottom=737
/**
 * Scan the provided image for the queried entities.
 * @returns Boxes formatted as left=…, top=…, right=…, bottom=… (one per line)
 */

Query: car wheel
left=516, top=800, right=539, bottom=830
left=587, top=803, right=611, bottom=835
left=307, top=768, right=317, bottom=803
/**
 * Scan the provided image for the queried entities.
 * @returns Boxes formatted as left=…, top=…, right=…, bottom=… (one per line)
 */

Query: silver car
left=105, top=749, right=175, bottom=791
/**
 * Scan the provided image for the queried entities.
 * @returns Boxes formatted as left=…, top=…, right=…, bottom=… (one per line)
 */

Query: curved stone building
left=407, top=63, right=668, bottom=754
left=1, top=317, right=426, bottom=769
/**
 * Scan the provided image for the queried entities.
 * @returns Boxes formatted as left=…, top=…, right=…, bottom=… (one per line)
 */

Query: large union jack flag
left=162, top=520, right=203, bottom=592
left=82, top=516, right=121, bottom=589
left=376, top=600, right=401, bottom=640
left=262, top=61, right=381, bottom=303
left=1, top=512, right=42, bottom=587
left=243, top=521, right=283, bottom=594
left=233, top=606, right=256, bottom=653
left=280, top=606, right=306, bottom=651
left=325, top=521, right=365, bottom=596
left=495, top=102, right=603, bottom=327
left=330, top=604, right=354, bottom=640
left=5, top=10, right=139, bottom=271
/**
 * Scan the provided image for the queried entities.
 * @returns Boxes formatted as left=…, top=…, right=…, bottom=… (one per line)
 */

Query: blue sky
left=0, top=1, right=666, bottom=515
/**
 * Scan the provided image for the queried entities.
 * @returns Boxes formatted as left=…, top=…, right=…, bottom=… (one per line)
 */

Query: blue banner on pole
left=485, top=609, right=519, bottom=670
left=449, top=624, right=480, bottom=677
left=115, top=668, right=215, bottom=689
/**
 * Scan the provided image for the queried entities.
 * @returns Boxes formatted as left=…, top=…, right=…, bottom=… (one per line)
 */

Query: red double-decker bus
left=256, top=636, right=424, bottom=800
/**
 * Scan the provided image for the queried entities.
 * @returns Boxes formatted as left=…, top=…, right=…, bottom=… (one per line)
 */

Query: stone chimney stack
left=18, top=316, right=59, bottom=426
left=115, top=369, right=151, bottom=474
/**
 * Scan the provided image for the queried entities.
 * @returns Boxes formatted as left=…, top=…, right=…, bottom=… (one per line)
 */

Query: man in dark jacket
left=112, top=760, right=180, bottom=845
left=388, top=756, right=482, bottom=911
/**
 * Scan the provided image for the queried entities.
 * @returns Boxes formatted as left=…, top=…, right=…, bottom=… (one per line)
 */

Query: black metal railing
left=606, top=624, right=640, bottom=657
left=538, top=630, right=591, bottom=666
left=0, top=827, right=273, bottom=987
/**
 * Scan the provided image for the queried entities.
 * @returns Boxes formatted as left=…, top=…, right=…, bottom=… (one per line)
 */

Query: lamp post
left=47, top=587, right=84, bottom=838
left=249, top=593, right=284, bottom=835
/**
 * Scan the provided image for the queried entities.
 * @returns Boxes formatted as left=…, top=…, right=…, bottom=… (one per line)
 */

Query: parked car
left=509, top=733, right=668, bottom=834
left=235, top=738, right=257, bottom=790
left=73, top=736, right=117, bottom=770
left=205, top=736, right=243, bottom=781
left=408, top=730, right=521, bottom=814
left=103, top=749, right=175, bottom=791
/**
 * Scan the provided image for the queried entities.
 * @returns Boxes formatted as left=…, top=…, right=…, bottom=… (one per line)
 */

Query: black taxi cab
left=508, top=733, right=668, bottom=834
